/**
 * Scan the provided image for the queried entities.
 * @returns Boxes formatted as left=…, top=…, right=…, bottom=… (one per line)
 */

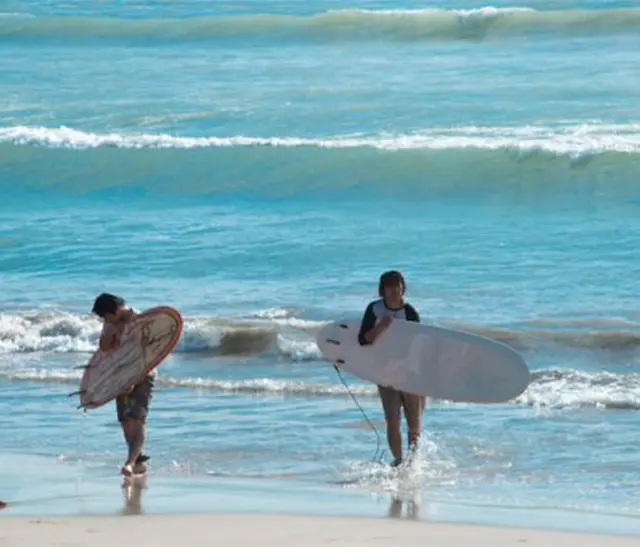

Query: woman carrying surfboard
left=92, top=293, right=154, bottom=478
left=357, top=270, right=424, bottom=468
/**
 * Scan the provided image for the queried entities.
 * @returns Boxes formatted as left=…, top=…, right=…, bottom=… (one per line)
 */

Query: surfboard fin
left=339, top=324, right=348, bottom=329
left=326, top=339, right=340, bottom=345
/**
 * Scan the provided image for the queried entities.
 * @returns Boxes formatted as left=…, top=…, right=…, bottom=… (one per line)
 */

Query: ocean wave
left=2, top=124, right=640, bottom=197
left=1, top=7, right=639, bottom=43
left=518, top=369, right=640, bottom=411
left=2, top=367, right=639, bottom=410
left=3, top=311, right=640, bottom=359
left=4, top=124, right=640, bottom=154
left=0, top=310, right=323, bottom=361
left=452, top=321, right=640, bottom=352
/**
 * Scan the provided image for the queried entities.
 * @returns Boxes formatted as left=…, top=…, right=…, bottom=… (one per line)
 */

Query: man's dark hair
left=378, top=270, right=406, bottom=297
left=92, top=293, right=125, bottom=318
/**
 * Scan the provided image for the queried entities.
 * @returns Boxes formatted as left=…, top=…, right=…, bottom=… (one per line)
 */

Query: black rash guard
left=357, top=299, right=420, bottom=346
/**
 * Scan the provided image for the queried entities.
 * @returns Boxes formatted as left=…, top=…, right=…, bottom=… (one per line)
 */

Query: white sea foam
left=1, top=366, right=638, bottom=410
left=2, top=124, right=640, bottom=156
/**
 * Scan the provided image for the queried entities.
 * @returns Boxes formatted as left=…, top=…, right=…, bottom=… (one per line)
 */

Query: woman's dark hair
left=378, top=270, right=406, bottom=297
left=92, top=293, right=125, bottom=318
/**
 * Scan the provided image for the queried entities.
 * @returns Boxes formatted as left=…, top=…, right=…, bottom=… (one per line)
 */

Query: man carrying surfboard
left=92, top=293, right=153, bottom=477
left=357, top=270, right=424, bottom=468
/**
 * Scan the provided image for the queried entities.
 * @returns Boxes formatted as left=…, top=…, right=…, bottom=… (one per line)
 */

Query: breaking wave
left=0, top=310, right=323, bottom=361
left=1, top=7, right=639, bottom=43
left=3, top=311, right=640, bottom=359
left=2, top=124, right=640, bottom=197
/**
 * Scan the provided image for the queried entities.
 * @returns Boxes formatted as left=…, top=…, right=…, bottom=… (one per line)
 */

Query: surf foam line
left=4, top=124, right=640, bottom=153
left=1, top=7, right=639, bottom=43
left=3, top=125, right=640, bottom=197
left=1, top=368, right=639, bottom=410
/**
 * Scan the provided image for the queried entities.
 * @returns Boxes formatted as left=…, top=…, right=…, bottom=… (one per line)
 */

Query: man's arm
left=98, top=322, right=122, bottom=352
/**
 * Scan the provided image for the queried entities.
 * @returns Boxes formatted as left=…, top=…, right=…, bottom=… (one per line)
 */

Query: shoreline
left=2, top=513, right=639, bottom=547
left=2, top=470, right=640, bottom=538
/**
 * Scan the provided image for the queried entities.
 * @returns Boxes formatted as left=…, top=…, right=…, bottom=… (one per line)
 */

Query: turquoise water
left=2, top=0, right=640, bottom=532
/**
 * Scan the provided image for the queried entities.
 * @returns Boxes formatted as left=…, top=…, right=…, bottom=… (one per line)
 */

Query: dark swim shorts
left=116, top=375, right=154, bottom=423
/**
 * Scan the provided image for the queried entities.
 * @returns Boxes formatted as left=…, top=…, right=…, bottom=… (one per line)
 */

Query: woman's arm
left=404, top=304, right=420, bottom=323
left=357, top=303, right=376, bottom=345
left=358, top=303, right=392, bottom=345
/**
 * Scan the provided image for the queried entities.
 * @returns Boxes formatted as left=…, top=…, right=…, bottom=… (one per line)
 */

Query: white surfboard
left=316, top=320, right=529, bottom=403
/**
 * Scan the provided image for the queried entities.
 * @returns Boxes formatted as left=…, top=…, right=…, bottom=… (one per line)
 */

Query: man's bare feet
left=121, top=463, right=133, bottom=477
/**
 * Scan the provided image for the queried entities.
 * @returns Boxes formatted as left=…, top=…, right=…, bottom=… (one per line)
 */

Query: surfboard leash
left=332, top=364, right=384, bottom=464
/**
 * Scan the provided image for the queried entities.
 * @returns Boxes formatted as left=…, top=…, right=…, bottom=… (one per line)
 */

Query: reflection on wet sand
left=121, top=476, right=147, bottom=516
left=387, top=497, right=420, bottom=520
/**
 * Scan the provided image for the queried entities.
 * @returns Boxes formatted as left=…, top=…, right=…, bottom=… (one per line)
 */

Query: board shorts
left=377, top=385, right=425, bottom=431
left=116, top=375, right=154, bottom=423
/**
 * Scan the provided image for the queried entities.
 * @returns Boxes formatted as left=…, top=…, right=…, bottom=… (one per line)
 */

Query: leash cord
left=333, top=364, right=384, bottom=464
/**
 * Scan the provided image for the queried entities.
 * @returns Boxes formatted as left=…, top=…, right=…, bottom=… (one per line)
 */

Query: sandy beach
left=1, top=513, right=638, bottom=547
